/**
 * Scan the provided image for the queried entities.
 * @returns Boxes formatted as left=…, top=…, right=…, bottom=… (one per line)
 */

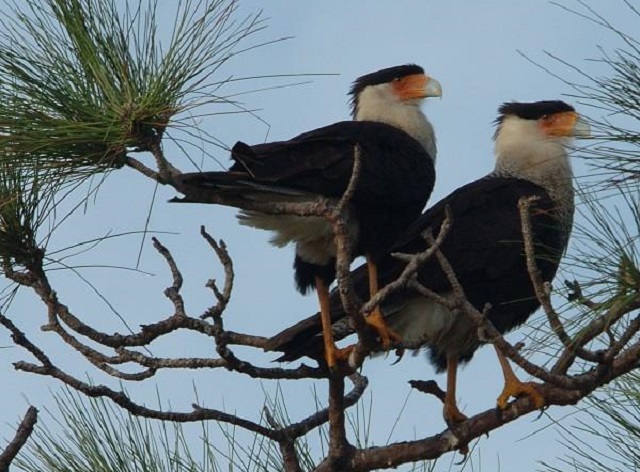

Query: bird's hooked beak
left=394, top=74, right=442, bottom=100
left=540, top=111, right=591, bottom=138
left=573, top=115, right=591, bottom=138
left=424, top=76, right=443, bottom=98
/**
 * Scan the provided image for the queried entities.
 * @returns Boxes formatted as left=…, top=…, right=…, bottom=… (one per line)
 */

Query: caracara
left=266, top=100, right=589, bottom=423
left=174, top=64, right=441, bottom=369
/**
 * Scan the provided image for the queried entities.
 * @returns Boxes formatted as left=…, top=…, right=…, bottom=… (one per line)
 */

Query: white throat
left=493, top=115, right=575, bottom=234
left=354, top=83, right=437, bottom=161
left=494, top=116, right=574, bottom=196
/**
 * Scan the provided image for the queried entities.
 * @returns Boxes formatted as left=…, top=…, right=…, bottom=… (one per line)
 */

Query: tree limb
left=0, top=406, right=38, bottom=472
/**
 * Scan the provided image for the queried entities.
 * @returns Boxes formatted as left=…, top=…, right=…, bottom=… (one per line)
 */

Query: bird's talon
left=444, top=403, right=469, bottom=456
left=391, top=348, right=405, bottom=365
left=366, top=308, right=402, bottom=350
left=444, top=404, right=468, bottom=427
left=326, top=345, right=357, bottom=375
left=496, top=380, right=544, bottom=410
left=454, top=445, right=470, bottom=461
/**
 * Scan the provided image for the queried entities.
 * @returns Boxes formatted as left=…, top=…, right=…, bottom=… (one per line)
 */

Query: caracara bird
left=266, top=100, right=590, bottom=424
left=174, top=64, right=442, bottom=369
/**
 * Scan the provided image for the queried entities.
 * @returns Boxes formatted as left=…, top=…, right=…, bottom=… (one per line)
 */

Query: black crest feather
left=349, top=64, right=424, bottom=116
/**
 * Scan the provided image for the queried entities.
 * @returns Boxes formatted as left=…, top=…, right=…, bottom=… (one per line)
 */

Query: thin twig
left=518, top=196, right=601, bottom=363
left=124, top=155, right=161, bottom=181
left=200, top=226, right=234, bottom=319
left=336, top=144, right=362, bottom=215
left=363, top=209, right=453, bottom=316
left=409, top=380, right=446, bottom=402
left=14, top=357, right=281, bottom=439
left=283, top=373, right=368, bottom=438
left=552, top=295, right=640, bottom=374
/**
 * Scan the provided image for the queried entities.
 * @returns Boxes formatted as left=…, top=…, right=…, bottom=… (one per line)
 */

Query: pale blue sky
left=0, top=1, right=633, bottom=469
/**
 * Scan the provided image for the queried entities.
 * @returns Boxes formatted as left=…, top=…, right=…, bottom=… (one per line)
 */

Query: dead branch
left=14, top=356, right=279, bottom=439
left=283, top=373, right=368, bottom=438
left=279, top=439, right=303, bottom=472
left=518, top=196, right=602, bottom=364
left=336, top=144, right=363, bottom=215
left=364, top=209, right=453, bottom=316
left=1, top=227, right=327, bottom=390
left=311, top=337, right=640, bottom=472
left=327, top=375, right=350, bottom=469
left=148, top=139, right=179, bottom=182
left=414, top=228, right=581, bottom=391
left=4, top=140, right=640, bottom=472
left=552, top=294, right=640, bottom=374
left=200, top=226, right=234, bottom=319
left=0, top=406, right=38, bottom=472
left=124, top=155, right=161, bottom=182
left=330, top=145, right=376, bottom=370
left=409, top=380, right=446, bottom=402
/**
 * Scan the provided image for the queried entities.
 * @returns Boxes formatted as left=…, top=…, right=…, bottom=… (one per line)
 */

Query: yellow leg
left=494, top=345, right=545, bottom=410
left=367, top=255, right=379, bottom=298
left=316, top=277, right=352, bottom=369
left=443, top=354, right=468, bottom=425
left=365, top=255, right=402, bottom=348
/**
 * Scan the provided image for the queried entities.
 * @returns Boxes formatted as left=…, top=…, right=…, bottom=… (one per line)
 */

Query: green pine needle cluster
left=548, top=1, right=640, bottom=185
left=0, top=0, right=268, bottom=183
left=541, top=371, right=640, bottom=472
left=0, top=0, right=280, bottom=263
left=14, top=387, right=224, bottom=472
left=0, top=164, right=52, bottom=270
left=12, top=385, right=443, bottom=472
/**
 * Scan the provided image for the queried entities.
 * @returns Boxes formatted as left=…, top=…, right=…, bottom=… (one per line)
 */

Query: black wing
left=267, top=176, right=567, bottom=361
left=382, top=176, right=565, bottom=294
left=176, top=121, right=434, bottom=207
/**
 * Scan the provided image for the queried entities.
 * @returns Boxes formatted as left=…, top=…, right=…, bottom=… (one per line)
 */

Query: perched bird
left=266, top=100, right=590, bottom=423
left=174, top=64, right=442, bottom=369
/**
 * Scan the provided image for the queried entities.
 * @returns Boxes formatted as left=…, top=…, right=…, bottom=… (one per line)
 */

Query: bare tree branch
left=518, top=196, right=602, bottom=364
left=0, top=406, right=38, bottom=472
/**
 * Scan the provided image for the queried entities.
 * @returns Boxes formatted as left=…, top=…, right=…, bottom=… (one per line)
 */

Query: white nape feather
left=493, top=115, right=575, bottom=233
left=355, top=83, right=437, bottom=161
left=493, top=116, right=573, bottom=200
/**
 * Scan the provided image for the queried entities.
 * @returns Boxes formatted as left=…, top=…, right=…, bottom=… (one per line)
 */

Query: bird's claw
left=391, top=348, right=405, bottom=365
left=444, top=403, right=468, bottom=427
left=366, top=308, right=402, bottom=349
left=496, top=380, right=545, bottom=410
left=326, top=345, right=356, bottom=375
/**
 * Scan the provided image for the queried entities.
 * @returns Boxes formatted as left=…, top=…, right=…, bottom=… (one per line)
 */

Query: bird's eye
left=392, top=77, right=401, bottom=82
left=541, top=114, right=549, bottom=120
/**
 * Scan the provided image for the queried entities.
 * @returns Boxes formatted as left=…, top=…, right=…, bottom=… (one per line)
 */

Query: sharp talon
left=366, top=308, right=402, bottom=349
left=391, top=348, right=405, bottom=365
left=444, top=403, right=468, bottom=427
left=324, top=344, right=354, bottom=369
left=444, top=404, right=469, bottom=457
left=454, top=446, right=469, bottom=462
left=496, top=380, right=545, bottom=410
left=335, top=345, right=355, bottom=363
left=494, top=346, right=545, bottom=411
left=326, top=345, right=357, bottom=375
left=535, top=406, right=548, bottom=420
